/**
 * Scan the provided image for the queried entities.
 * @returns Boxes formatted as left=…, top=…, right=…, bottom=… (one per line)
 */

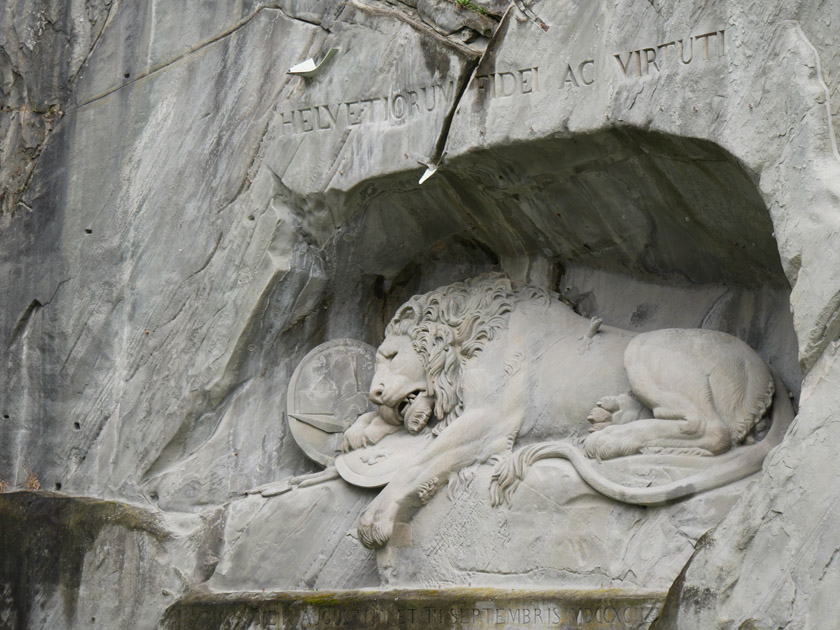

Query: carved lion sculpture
left=344, top=273, right=794, bottom=549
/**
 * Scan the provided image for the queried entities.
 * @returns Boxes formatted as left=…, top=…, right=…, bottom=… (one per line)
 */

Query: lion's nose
left=369, top=386, right=384, bottom=405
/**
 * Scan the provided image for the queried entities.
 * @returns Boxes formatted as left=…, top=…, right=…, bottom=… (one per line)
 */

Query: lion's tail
left=492, top=368, right=794, bottom=506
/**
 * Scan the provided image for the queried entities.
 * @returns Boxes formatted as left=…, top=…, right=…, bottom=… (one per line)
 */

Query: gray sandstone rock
left=1, top=0, right=840, bottom=628
left=417, top=0, right=498, bottom=37
left=0, top=491, right=213, bottom=629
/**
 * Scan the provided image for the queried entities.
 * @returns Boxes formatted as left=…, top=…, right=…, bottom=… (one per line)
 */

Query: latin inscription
left=168, top=603, right=660, bottom=629
left=278, top=26, right=728, bottom=135
left=549, top=27, right=727, bottom=89
left=463, top=26, right=728, bottom=103
left=278, top=80, right=456, bottom=135
left=289, top=605, right=652, bottom=627
left=473, top=67, right=541, bottom=100
left=613, top=29, right=726, bottom=78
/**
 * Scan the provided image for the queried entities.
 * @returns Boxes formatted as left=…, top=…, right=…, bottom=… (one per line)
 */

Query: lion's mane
left=385, top=273, right=551, bottom=434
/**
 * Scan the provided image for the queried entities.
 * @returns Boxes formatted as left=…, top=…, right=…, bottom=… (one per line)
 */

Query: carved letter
left=678, top=38, right=694, bottom=64
left=519, top=68, right=534, bottom=93
left=719, top=29, right=726, bottom=56
left=622, top=607, right=636, bottom=623
left=317, top=104, right=337, bottom=129
left=439, top=79, right=454, bottom=102
left=298, top=107, right=314, bottom=132
left=280, top=110, right=294, bottom=134
left=421, top=86, right=435, bottom=111
left=407, top=90, right=421, bottom=115
left=499, top=71, right=517, bottom=96
left=361, top=97, right=381, bottom=122
left=578, top=59, right=595, bottom=85
left=391, top=94, right=407, bottom=119
left=346, top=101, right=362, bottom=125
left=398, top=609, right=416, bottom=624
left=657, top=41, right=676, bottom=62
left=643, top=48, right=659, bottom=73
left=694, top=31, right=717, bottom=60
left=614, top=51, right=634, bottom=76
left=562, top=64, right=580, bottom=87
left=474, top=75, right=490, bottom=100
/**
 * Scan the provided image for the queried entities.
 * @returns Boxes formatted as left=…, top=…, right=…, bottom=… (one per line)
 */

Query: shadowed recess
left=336, top=128, right=783, bottom=290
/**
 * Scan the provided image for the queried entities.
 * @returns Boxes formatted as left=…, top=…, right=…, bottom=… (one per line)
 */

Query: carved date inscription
left=166, top=598, right=663, bottom=630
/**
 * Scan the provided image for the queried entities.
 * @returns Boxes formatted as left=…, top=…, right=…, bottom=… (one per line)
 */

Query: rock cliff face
left=1, top=1, right=839, bottom=628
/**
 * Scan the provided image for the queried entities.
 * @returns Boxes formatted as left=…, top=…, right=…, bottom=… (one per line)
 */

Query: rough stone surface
left=377, top=461, right=752, bottom=590
left=1, top=0, right=839, bottom=628
left=0, top=491, right=216, bottom=630
left=416, top=0, right=498, bottom=37
left=0, top=0, right=112, bottom=221
left=209, top=481, right=379, bottom=591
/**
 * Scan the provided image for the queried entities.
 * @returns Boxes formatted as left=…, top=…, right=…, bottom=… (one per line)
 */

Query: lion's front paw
left=362, top=418, right=401, bottom=446
left=357, top=494, right=399, bottom=549
left=584, top=425, right=643, bottom=460
left=343, top=423, right=367, bottom=452
left=343, top=411, right=380, bottom=452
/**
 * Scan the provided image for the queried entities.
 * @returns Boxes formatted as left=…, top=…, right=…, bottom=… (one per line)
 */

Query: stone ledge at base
left=160, top=587, right=666, bottom=630
left=0, top=491, right=181, bottom=629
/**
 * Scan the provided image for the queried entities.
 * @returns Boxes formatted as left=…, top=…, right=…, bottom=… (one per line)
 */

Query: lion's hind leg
left=587, top=393, right=647, bottom=432
left=583, top=383, right=732, bottom=460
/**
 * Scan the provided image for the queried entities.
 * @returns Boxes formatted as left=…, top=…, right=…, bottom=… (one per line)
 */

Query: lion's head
left=369, top=273, right=550, bottom=435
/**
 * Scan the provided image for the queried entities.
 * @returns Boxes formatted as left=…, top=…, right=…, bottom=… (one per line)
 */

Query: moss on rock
left=0, top=491, right=168, bottom=628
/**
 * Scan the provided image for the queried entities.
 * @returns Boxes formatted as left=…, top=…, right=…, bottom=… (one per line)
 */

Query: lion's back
left=626, top=329, right=773, bottom=441
left=505, top=304, right=634, bottom=441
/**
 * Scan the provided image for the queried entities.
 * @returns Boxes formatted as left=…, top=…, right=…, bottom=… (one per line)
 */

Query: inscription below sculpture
left=164, top=591, right=664, bottom=630
left=289, top=274, right=793, bottom=549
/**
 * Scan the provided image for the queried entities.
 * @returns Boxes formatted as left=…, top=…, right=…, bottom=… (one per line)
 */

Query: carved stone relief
left=286, top=273, right=793, bottom=554
left=4, top=0, right=839, bottom=627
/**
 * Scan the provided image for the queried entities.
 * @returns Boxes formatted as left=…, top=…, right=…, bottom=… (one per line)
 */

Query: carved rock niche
left=204, top=129, right=800, bottom=603
left=337, top=129, right=799, bottom=388
left=325, top=129, right=800, bottom=587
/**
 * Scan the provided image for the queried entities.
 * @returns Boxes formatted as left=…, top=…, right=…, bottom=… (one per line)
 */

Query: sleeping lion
left=343, top=273, right=794, bottom=549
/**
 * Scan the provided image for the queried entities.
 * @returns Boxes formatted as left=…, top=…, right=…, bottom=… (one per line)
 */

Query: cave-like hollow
left=323, top=128, right=801, bottom=395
